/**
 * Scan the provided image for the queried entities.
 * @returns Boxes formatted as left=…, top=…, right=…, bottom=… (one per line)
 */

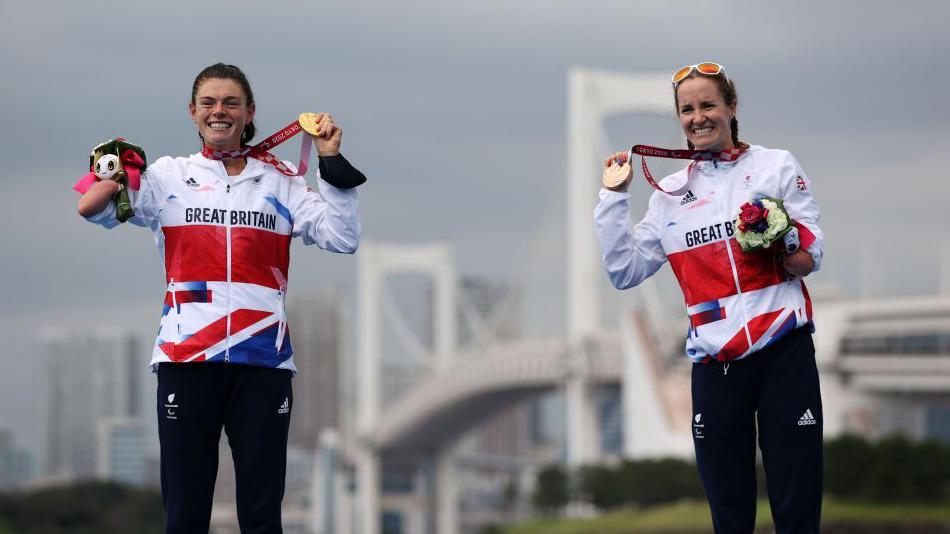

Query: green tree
left=619, top=458, right=704, bottom=507
left=862, top=434, right=918, bottom=502
left=825, top=433, right=873, bottom=499
left=533, top=464, right=570, bottom=515
left=826, top=432, right=950, bottom=503
left=0, top=481, right=163, bottom=534
left=577, top=465, right=625, bottom=510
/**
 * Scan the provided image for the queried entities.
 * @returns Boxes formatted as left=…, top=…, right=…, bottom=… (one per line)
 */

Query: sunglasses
left=671, top=62, right=726, bottom=88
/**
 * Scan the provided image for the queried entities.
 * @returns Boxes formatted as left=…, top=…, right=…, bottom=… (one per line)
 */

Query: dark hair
left=191, top=63, right=256, bottom=143
left=673, top=71, right=740, bottom=150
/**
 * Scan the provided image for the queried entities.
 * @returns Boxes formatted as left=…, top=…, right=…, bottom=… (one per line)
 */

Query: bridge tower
left=566, top=68, right=672, bottom=464
left=354, top=242, right=458, bottom=534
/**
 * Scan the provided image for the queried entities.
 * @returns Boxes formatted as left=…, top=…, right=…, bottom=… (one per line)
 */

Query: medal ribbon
left=202, top=119, right=313, bottom=177
left=627, top=144, right=746, bottom=196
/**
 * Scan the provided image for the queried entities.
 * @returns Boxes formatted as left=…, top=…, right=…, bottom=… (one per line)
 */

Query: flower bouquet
left=73, top=138, right=147, bottom=223
left=734, top=197, right=799, bottom=253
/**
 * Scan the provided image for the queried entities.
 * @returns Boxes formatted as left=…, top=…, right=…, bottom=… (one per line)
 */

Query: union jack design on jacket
left=595, top=145, right=823, bottom=363
left=85, top=154, right=360, bottom=372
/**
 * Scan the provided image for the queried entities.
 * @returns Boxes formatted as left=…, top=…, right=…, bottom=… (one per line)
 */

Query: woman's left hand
left=312, top=112, right=342, bottom=157
left=783, top=248, right=815, bottom=279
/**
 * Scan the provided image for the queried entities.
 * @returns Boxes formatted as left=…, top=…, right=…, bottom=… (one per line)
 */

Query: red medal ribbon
left=629, top=144, right=746, bottom=196
left=202, top=119, right=312, bottom=177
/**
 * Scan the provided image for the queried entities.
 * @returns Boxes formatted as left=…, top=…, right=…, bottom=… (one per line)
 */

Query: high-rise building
left=0, top=428, right=33, bottom=489
left=36, top=329, right=146, bottom=481
left=97, top=417, right=149, bottom=486
left=286, top=292, right=344, bottom=450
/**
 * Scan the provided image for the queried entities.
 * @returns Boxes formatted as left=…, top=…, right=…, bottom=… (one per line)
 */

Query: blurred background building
left=34, top=329, right=156, bottom=487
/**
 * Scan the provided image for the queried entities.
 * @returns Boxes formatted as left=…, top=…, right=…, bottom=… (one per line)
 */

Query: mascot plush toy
left=73, top=138, right=147, bottom=223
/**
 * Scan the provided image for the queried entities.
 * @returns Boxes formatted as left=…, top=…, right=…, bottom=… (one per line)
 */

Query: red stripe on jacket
left=715, top=309, right=783, bottom=361
left=162, top=225, right=290, bottom=289
left=160, top=308, right=272, bottom=361
left=668, top=239, right=785, bottom=307
left=163, top=225, right=227, bottom=283
left=230, top=227, right=291, bottom=289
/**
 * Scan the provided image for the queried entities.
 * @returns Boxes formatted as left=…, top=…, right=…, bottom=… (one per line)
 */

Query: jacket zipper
left=275, top=289, right=286, bottom=350
left=225, top=182, right=232, bottom=363
left=716, top=164, right=753, bottom=351
left=169, top=278, right=180, bottom=342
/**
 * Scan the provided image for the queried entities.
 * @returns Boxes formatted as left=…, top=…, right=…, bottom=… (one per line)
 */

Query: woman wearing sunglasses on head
left=594, top=62, right=824, bottom=533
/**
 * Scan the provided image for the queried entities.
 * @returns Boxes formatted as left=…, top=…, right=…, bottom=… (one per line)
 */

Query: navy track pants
left=157, top=362, right=293, bottom=534
left=691, top=327, right=823, bottom=534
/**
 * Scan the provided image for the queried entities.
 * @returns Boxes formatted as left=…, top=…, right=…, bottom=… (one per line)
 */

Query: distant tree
left=0, top=481, right=163, bottom=534
left=907, top=438, right=950, bottom=502
left=533, top=464, right=569, bottom=515
left=825, top=433, right=873, bottom=499
left=577, top=464, right=625, bottom=510
left=619, top=458, right=704, bottom=507
left=862, top=434, right=919, bottom=502
left=825, top=433, right=950, bottom=503
left=500, top=476, right=519, bottom=519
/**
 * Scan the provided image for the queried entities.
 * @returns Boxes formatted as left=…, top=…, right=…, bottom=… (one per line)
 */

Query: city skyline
left=2, top=0, right=949, bottom=488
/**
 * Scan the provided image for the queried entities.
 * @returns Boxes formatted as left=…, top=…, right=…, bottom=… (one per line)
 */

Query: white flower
left=761, top=199, right=789, bottom=240
left=735, top=218, right=769, bottom=250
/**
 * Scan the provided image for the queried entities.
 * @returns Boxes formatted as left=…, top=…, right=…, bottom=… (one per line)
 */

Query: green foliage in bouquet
left=89, top=138, right=147, bottom=223
left=734, top=197, right=794, bottom=252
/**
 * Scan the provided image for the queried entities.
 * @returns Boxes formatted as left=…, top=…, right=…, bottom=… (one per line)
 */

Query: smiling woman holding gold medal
left=595, top=63, right=824, bottom=533
left=76, top=63, right=364, bottom=533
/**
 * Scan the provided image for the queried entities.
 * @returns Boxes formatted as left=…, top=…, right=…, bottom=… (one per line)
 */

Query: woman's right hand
left=77, top=179, right=120, bottom=218
left=602, top=151, right=632, bottom=192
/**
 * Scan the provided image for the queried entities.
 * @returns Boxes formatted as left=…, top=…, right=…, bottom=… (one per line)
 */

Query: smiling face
left=675, top=76, right=736, bottom=151
left=189, top=77, right=255, bottom=151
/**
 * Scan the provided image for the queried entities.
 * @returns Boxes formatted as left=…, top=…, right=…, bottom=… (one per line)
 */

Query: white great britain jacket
left=85, top=153, right=360, bottom=372
left=595, top=145, right=823, bottom=363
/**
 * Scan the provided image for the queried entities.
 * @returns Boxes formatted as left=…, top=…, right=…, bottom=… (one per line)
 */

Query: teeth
left=694, top=127, right=713, bottom=134
left=209, top=122, right=231, bottom=130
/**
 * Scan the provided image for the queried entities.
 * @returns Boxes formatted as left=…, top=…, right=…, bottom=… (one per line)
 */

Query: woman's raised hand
left=312, top=113, right=342, bottom=157
left=602, top=151, right=632, bottom=192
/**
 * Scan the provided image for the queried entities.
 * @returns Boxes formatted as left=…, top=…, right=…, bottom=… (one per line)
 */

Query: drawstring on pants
left=723, top=362, right=730, bottom=376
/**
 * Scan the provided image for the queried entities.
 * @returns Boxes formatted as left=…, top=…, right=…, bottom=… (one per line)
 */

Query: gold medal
left=298, top=112, right=321, bottom=136
left=602, top=161, right=631, bottom=189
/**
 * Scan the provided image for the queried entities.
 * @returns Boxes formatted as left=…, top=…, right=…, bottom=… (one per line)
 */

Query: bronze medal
left=298, top=112, right=321, bottom=136
left=602, top=161, right=631, bottom=189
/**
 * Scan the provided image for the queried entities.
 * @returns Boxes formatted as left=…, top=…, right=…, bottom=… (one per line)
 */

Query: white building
left=287, top=292, right=345, bottom=451
left=621, top=294, right=950, bottom=459
left=36, top=328, right=152, bottom=482
left=96, top=417, right=149, bottom=486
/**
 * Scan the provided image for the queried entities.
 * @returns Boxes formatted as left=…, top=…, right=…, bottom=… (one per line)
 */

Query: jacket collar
left=694, top=145, right=756, bottom=173
left=188, top=152, right=267, bottom=182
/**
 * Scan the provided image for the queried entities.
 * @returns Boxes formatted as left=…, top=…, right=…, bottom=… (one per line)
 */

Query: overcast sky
left=1, top=0, right=948, bottom=448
